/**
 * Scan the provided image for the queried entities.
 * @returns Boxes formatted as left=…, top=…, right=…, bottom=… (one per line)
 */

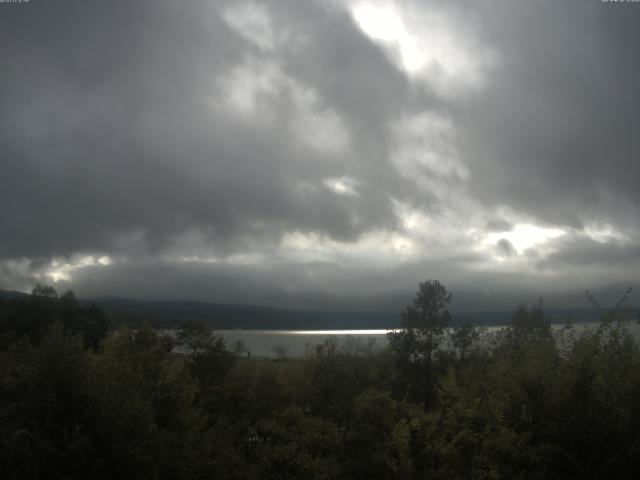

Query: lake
left=216, top=322, right=640, bottom=358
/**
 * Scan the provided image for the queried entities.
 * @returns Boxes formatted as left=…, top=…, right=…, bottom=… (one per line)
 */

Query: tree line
left=1, top=281, right=639, bottom=479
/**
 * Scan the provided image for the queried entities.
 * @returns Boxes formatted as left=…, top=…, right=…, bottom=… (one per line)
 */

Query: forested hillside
left=1, top=283, right=639, bottom=479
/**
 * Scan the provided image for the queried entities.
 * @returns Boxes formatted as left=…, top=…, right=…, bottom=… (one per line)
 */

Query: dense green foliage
left=1, top=283, right=640, bottom=479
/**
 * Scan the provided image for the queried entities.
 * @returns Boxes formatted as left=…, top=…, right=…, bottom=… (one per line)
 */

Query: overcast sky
left=1, top=0, right=639, bottom=312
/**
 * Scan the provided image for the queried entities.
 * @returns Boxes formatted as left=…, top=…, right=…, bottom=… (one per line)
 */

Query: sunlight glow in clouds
left=349, top=0, right=498, bottom=97
left=46, top=256, right=112, bottom=283
left=483, top=224, right=566, bottom=255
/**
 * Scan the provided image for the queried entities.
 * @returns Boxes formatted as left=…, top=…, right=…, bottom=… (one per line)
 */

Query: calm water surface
left=216, top=322, right=640, bottom=358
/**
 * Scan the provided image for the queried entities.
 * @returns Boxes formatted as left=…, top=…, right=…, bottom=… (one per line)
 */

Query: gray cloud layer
left=1, top=0, right=639, bottom=312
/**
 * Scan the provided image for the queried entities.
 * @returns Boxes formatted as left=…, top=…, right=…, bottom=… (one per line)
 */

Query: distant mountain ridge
left=90, top=296, right=402, bottom=330
left=0, top=289, right=29, bottom=300
left=1, top=289, right=634, bottom=330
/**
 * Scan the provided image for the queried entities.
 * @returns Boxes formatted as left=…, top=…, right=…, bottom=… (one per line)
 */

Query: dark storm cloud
left=1, top=0, right=239, bottom=257
left=0, top=0, right=408, bottom=261
left=539, top=234, right=640, bottom=269
left=59, top=251, right=491, bottom=312
left=1, top=0, right=639, bottom=310
left=496, top=239, right=517, bottom=258
left=61, top=250, right=597, bottom=313
left=457, top=0, right=640, bottom=231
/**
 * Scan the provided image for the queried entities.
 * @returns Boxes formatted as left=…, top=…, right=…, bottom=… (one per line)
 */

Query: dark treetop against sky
left=1, top=0, right=639, bottom=312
